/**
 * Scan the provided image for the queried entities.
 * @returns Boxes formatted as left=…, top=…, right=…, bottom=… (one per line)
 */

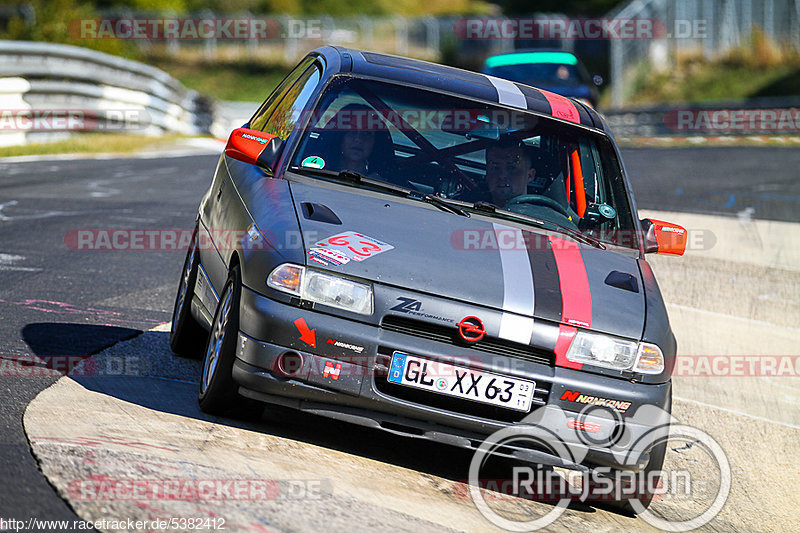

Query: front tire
left=198, top=265, right=261, bottom=418
left=170, top=232, right=206, bottom=358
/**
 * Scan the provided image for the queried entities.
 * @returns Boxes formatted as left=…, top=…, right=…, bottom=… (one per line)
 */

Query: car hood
left=289, top=181, right=645, bottom=339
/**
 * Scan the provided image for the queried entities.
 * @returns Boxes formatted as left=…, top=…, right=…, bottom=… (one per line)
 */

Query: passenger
left=320, top=103, right=395, bottom=179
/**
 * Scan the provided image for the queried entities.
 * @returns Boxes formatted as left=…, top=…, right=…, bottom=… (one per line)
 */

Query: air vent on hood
left=604, top=271, right=639, bottom=293
left=301, top=202, right=342, bottom=224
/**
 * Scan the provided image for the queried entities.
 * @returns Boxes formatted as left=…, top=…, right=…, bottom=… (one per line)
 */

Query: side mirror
left=225, top=127, right=283, bottom=173
left=641, top=218, right=687, bottom=255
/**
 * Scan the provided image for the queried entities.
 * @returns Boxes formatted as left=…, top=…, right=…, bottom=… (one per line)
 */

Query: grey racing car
left=169, top=46, right=688, bottom=512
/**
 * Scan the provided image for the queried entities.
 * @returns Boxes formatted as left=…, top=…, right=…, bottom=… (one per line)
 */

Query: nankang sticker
left=241, top=133, right=268, bottom=143
left=309, top=231, right=394, bottom=266
left=326, top=338, right=365, bottom=354
left=560, top=390, right=632, bottom=412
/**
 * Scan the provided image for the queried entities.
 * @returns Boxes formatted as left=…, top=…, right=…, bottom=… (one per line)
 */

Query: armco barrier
left=0, top=40, right=212, bottom=146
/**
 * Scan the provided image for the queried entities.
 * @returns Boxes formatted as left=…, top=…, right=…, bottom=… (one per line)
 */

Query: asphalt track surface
left=0, top=146, right=797, bottom=531
left=622, top=146, right=800, bottom=223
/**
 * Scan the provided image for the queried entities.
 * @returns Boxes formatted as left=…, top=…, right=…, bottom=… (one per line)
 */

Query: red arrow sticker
left=294, top=318, right=316, bottom=348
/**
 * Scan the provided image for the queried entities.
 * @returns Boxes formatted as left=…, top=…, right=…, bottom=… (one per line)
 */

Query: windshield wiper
left=542, top=221, right=606, bottom=249
left=289, top=166, right=410, bottom=194
left=407, top=190, right=470, bottom=217
left=288, top=166, right=470, bottom=217
left=470, top=201, right=549, bottom=228
left=467, top=202, right=606, bottom=249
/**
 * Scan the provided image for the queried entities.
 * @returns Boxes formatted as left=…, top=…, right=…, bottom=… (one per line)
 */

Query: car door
left=198, top=57, right=321, bottom=308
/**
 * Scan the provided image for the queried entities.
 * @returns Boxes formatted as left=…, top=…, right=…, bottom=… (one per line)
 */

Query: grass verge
left=623, top=63, right=800, bottom=105
left=611, top=29, right=800, bottom=106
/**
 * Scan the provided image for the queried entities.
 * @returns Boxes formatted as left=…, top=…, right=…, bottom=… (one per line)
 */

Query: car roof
left=316, top=47, right=601, bottom=131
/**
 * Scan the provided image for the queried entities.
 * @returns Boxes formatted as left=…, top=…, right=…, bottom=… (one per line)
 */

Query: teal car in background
left=482, top=49, right=601, bottom=108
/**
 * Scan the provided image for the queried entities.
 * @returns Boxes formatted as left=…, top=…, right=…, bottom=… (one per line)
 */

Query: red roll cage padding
left=569, top=149, right=586, bottom=217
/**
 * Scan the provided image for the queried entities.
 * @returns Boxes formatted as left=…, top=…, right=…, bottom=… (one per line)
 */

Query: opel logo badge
left=457, top=316, right=486, bottom=343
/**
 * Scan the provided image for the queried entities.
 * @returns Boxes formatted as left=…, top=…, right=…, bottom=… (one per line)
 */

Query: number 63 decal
left=312, top=231, right=394, bottom=263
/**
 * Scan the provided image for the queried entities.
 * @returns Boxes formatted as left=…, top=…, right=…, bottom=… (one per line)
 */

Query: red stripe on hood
left=549, top=236, right=592, bottom=328
left=538, top=88, right=581, bottom=124
left=554, top=324, right=581, bottom=370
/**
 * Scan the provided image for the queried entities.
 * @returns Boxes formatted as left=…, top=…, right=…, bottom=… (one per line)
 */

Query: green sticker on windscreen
left=301, top=156, right=325, bottom=169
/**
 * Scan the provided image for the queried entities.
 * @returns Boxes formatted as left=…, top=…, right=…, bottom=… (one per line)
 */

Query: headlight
left=566, top=331, right=664, bottom=374
left=567, top=331, right=638, bottom=370
left=267, top=264, right=373, bottom=315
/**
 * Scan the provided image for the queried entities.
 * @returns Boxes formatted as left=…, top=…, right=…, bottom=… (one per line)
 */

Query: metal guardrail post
left=703, top=0, right=715, bottom=60
left=742, top=0, right=752, bottom=42
left=611, top=38, right=624, bottom=108
left=765, top=0, right=775, bottom=39
left=423, top=16, right=439, bottom=58
left=243, top=11, right=258, bottom=58
left=794, top=0, right=800, bottom=51
left=200, top=9, right=218, bottom=60
left=166, top=9, right=179, bottom=56
left=394, top=16, right=408, bottom=56
left=359, top=17, right=373, bottom=49
left=280, top=15, right=297, bottom=63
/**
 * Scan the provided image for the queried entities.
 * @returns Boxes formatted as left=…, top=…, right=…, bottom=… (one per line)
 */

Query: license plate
left=387, top=352, right=535, bottom=412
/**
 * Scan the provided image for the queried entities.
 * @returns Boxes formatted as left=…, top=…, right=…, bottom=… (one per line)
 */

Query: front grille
left=381, top=315, right=555, bottom=367
left=373, top=348, right=550, bottom=423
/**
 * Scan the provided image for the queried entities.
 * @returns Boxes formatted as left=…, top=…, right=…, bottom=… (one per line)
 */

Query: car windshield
left=289, top=76, right=637, bottom=249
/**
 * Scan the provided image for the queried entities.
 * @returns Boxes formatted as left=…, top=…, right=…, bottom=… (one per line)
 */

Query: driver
left=484, top=138, right=576, bottom=225
left=484, top=138, right=536, bottom=207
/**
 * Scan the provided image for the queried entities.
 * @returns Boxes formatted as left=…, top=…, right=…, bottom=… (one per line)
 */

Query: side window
left=260, top=63, right=321, bottom=140
left=249, top=56, right=315, bottom=131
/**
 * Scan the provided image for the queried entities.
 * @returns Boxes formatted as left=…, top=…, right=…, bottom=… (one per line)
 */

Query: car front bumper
left=234, top=286, right=671, bottom=472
